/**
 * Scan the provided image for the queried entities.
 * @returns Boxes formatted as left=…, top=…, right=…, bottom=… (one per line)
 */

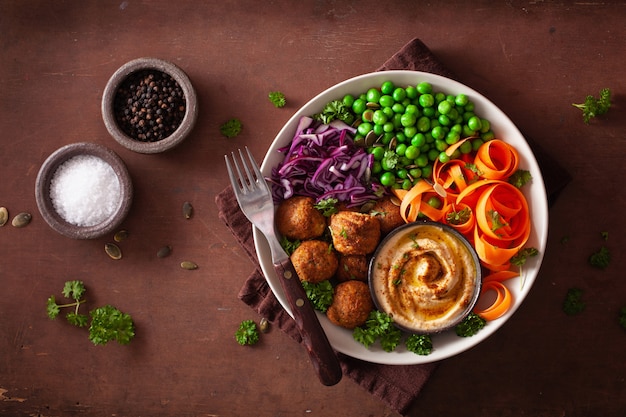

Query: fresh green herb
left=280, top=236, right=300, bottom=256
left=313, top=100, right=355, bottom=125
left=488, top=210, right=507, bottom=232
left=562, top=288, right=586, bottom=315
left=220, top=118, right=243, bottom=138
left=446, top=206, right=471, bottom=225
left=314, top=197, right=339, bottom=217
left=235, top=319, right=260, bottom=346
left=405, top=334, right=433, bottom=356
left=618, top=307, right=626, bottom=331
left=353, top=310, right=402, bottom=352
left=572, top=88, right=612, bottom=123
left=268, top=91, right=286, bottom=108
left=89, top=305, right=135, bottom=346
left=589, top=246, right=611, bottom=269
left=508, top=169, right=532, bottom=188
left=301, top=280, right=334, bottom=313
left=382, top=150, right=399, bottom=170
left=47, top=281, right=135, bottom=345
left=511, top=247, right=539, bottom=267
left=601, top=231, right=609, bottom=241
left=454, top=312, right=486, bottom=337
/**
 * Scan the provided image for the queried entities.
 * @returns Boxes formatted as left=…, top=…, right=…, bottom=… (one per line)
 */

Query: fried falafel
left=276, top=196, right=326, bottom=241
left=328, top=210, right=381, bottom=255
left=326, top=280, right=374, bottom=329
left=290, top=239, right=338, bottom=283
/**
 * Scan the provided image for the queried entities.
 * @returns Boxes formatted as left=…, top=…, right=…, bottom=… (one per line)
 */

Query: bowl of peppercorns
left=101, top=57, right=198, bottom=154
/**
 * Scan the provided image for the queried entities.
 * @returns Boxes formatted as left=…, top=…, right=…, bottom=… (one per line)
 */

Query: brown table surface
left=2, top=1, right=625, bottom=416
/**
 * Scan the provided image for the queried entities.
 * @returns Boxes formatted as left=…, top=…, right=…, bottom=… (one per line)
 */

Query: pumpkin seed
left=105, top=243, right=122, bottom=260
left=114, top=229, right=129, bottom=242
left=157, top=245, right=172, bottom=258
left=259, top=317, right=270, bottom=333
left=182, top=201, right=193, bottom=219
left=180, top=261, right=198, bottom=270
left=11, top=212, right=31, bottom=228
left=0, top=207, right=8, bottom=227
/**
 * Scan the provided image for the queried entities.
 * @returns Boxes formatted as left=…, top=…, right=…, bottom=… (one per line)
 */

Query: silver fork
left=225, top=147, right=342, bottom=386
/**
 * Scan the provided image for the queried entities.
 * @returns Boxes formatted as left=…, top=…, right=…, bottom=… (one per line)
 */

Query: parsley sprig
left=572, top=88, right=612, bottom=123
left=47, top=281, right=135, bottom=346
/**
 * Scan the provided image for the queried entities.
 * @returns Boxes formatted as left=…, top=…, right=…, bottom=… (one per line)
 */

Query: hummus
left=369, top=222, right=481, bottom=333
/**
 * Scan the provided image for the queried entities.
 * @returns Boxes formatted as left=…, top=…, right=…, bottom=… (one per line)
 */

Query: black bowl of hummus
left=368, top=221, right=482, bottom=334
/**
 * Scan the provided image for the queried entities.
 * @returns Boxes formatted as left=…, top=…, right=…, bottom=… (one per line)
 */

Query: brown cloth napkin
left=215, top=38, right=571, bottom=416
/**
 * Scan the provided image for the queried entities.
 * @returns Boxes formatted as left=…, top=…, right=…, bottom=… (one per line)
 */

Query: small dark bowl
left=368, top=220, right=482, bottom=334
left=101, top=57, right=198, bottom=154
left=35, top=142, right=133, bottom=239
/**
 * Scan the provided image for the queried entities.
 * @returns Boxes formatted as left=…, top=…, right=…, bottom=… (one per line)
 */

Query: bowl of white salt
left=35, top=142, right=133, bottom=239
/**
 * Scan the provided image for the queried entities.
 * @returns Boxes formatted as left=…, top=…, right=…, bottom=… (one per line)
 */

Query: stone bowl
left=101, top=57, right=198, bottom=154
left=35, top=142, right=133, bottom=239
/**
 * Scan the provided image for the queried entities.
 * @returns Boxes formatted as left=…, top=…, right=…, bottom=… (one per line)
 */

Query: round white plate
left=254, top=70, right=548, bottom=365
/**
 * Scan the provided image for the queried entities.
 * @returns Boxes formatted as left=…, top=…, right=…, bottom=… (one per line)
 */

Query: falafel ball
left=276, top=196, right=326, bottom=241
left=336, top=254, right=368, bottom=282
left=326, top=280, right=374, bottom=329
left=329, top=210, right=381, bottom=255
left=369, top=196, right=405, bottom=235
left=290, top=239, right=338, bottom=283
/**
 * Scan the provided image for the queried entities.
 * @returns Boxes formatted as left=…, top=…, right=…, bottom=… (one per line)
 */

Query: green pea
left=431, top=126, right=445, bottom=141
left=342, top=94, right=355, bottom=108
left=438, top=114, right=451, bottom=126
left=400, top=112, right=417, bottom=127
left=379, top=171, right=396, bottom=187
left=459, top=140, right=473, bottom=154
left=372, top=110, right=388, bottom=125
left=427, top=196, right=442, bottom=209
left=416, top=82, right=432, bottom=94
left=397, top=168, right=408, bottom=179
left=380, top=81, right=395, bottom=95
left=437, top=99, right=452, bottom=114
left=427, top=148, right=440, bottom=161
left=395, top=143, right=407, bottom=157
left=415, top=153, right=429, bottom=167
left=395, top=132, right=407, bottom=143
left=405, top=145, right=420, bottom=160
left=373, top=123, right=384, bottom=135
left=418, top=94, right=435, bottom=108
left=416, top=116, right=430, bottom=132
left=352, top=98, right=366, bottom=114
left=445, top=131, right=460, bottom=145
left=421, top=165, right=433, bottom=179
left=382, top=106, right=395, bottom=119
left=383, top=122, right=395, bottom=133
left=371, top=160, right=382, bottom=174
left=379, top=95, right=395, bottom=108
left=435, top=139, right=448, bottom=152
left=409, top=168, right=422, bottom=179
left=422, top=107, right=436, bottom=118
left=438, top=152, right=450, bottom=164
left=405, top=86, right=418, bottom=99
left=366, top=88, right=381, bottom=103
left=411, top=133, right=426, bottom=148
left=480, top=118, right=491, bottom=133
left=401, top=179, right=413, bottom=190
left=357, top=122, right=373, bottom=136
left=392, top=87, right=407, bottom=102
left=465, top=101, right=475, bottom=112
left=481, top=130, right=495, bottom=141
left=434, top=92, right=446, bottom=104
left=404, top=126, right=417, bottom=138
left=392, top=103, right=405, bottom=113
left=467, top=116, right=482, bottom=131
left=405, top=104, right=419, bottom=115
left=471, top=138, right=484, bottom=151
left=455, top=94, right=469, bottom=107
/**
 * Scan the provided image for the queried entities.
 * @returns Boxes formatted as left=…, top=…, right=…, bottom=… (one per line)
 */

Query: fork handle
left=273, top=258, right=343, bottom=386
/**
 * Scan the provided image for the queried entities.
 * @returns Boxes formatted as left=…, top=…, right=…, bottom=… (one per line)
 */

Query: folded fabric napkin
left=215, top=38, right=571, bottom=416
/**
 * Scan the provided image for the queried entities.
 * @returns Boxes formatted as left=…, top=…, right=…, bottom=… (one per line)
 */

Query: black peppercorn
left=113, top=70, right=186, bottom=142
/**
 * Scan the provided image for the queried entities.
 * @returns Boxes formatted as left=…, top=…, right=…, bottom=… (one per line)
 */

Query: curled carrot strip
left=474, top=139, right=519, bottom=180
left=474, top=279, right=513, bottom=321
left=474, top=182, right=530, bottom=243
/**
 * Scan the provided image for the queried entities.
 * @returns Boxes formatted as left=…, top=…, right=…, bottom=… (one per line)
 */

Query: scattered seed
left=11, top=212, right=31, bottom=228
left=157, top=245, right=172, bottom=258
left=259, top=317, right=270, bottom=333
left=180, top=260, right=198, bottom=270
left=105, top=243, right=122, bottom=260
left=114, top=229, right=129, bottom=242
left=0, top=207, right=8, bottom=227
left=182, top=201, right=193, bottom=219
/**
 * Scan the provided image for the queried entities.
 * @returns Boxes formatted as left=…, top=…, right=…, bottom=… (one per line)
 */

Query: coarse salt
left=50, top=155, right=121, bottom=227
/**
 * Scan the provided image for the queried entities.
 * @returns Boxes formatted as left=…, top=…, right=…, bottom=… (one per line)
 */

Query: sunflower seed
left=157, top=245, right=172, bottom=258
left=180, top=261, right=198, bottom=270
left=182, top=202, right=193, bottom=219
left=114, top=229, right=129, bottom=242
left=11, top=212, right=31, bottom=228
left=105, top=243, right=122, bottom=260
left=0, top=207, right=8, bottom=227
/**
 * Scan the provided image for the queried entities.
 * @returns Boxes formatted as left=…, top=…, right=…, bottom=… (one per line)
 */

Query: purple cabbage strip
left=270, top=117, right=380, bottom=206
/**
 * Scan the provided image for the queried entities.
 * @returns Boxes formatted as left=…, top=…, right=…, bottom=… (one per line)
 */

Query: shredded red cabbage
left=270, top=116, right=383, bottom=206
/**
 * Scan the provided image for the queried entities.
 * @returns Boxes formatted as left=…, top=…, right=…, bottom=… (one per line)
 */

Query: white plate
left=254, top=70, right=548, bottom=365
